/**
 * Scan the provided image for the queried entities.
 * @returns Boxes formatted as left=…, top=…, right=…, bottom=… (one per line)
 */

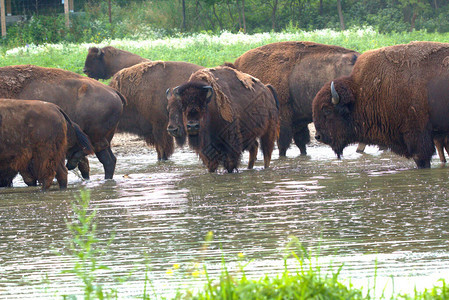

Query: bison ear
left=350, top=54, right=358, bottom=65
left=204, top=86, right=214, bottom=104
left=173, top=86, right=181, bottom=101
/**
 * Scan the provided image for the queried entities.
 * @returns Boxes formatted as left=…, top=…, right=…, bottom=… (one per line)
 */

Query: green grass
left=1, top=28, right=449, bottom=75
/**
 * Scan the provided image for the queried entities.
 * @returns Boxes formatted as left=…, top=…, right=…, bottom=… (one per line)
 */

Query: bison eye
left=323, top=107, right=332, bottom=116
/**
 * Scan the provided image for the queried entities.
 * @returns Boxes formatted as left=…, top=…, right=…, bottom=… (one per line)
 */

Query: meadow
left=1, top=27, right=449, bottom=74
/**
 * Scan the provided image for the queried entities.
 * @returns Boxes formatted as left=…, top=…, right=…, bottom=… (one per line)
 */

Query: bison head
left=312, top=78, right=357, bottom=158
left=83, top=47, right=108, bottom=80
left=172, top=81, right=214, bottom=136
left=166, top=87, right=187, bottom=146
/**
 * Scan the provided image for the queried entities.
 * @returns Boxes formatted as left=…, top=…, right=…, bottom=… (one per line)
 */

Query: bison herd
left=1, top=40, right=449, bottom=190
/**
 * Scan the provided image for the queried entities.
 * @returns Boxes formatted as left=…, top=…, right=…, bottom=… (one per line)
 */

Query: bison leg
left=95, top=147, right=116, bottom=179
left=356, top=143, right=367, bottom=154
left=55, top=160, right=68, bottom=189
left=261, top=127, right=277, bottom=169
left=223, top=158, right=239, bottom=173
left=20, top=168, right=37, bottom=186
left=406, top=130, right=434, bottom=169
left=78, top=156, right=90, bottom=180
left=434, top=138, right=446, bottom=163
left=155, top=132, right=175, bottom=161
left=247, top=141, right=259, bottom=169
left=293, top=125, right=310, bottom=156
left=0, top=168, right=17, bottom=187
left=206, top=160, right=220, bottom=173
left=278, top=124, right=292, bottom=157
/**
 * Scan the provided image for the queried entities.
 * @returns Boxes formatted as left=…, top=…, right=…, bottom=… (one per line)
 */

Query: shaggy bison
left=83, top=46, right=148, bottom=80
left=109, top=61, right=203, bottom=160
left=169, top=66, right=280, bottom=172
left=0, top=99, right=94, bottom=190
left=231, top=41, right=359, bottom=156
left=312, top=41, right=449, bottom=169
left=0, top=65, right=126, bottom=179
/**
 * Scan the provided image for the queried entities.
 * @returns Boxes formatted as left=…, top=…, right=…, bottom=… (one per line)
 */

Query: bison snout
left=186, top=122, right=200, bottom=135
left=167, top=125, right=180, bottom=137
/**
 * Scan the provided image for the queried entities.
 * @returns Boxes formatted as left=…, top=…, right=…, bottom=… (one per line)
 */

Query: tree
left=398, top=0, right=431, bottom=31
left=337, top=0, right=345, bottom=30
left=181, top=0, right=186, bottom=31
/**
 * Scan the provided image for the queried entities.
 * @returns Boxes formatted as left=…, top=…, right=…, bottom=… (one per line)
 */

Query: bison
left=231, top=41, right=359, bottom=156
left=109, top=61, right=203, bottom=160
left=0, top=65, right=126, bottom=179
left=168, top=66, right=280, bottom=172
left=0, top=99, right=94, bottom=190
left=83, top=46, right=148, bottom=80
left=312, top=41, right=449, bottom=169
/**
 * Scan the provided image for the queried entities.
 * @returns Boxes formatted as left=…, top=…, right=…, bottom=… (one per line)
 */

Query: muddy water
left=1, top=133, right=449, bottom=299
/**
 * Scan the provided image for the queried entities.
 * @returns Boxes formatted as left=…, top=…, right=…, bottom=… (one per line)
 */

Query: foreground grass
left=61, top=191, right=449, bottom=300
left=1, top=28, right=449, bottom=75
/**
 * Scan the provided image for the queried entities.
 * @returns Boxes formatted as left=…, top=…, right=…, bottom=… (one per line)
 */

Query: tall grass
left=1, top=27, right=449, bottom=75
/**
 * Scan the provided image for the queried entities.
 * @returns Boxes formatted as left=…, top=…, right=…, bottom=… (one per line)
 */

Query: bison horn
left=173, top=86, right=181, bottom=101
left=203, top=86, right=213, bottom=103
left=331, top=81, right=340, bottom=105
left=166, top=88, right=172, bottom=100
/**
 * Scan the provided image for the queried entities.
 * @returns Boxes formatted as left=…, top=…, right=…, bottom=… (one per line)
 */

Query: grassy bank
left=1, top=28, right=449, bottom=75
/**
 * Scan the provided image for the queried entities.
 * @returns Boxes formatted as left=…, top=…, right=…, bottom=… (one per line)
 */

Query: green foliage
left=61, top=190, right=121, bottom=299
left=1, top=0, right=449, bottom=49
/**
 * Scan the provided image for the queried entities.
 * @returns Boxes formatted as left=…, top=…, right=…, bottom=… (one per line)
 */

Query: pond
left=1, top=133, right=449, bottom=298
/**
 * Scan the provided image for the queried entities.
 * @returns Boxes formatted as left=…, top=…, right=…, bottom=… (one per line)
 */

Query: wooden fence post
left=64, top=0, right=70, bottom=28
left=1, top=0, right=6, bottom=37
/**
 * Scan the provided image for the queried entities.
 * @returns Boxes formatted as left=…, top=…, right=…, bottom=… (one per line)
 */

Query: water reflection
left=0, top=141, right=449, bottom=298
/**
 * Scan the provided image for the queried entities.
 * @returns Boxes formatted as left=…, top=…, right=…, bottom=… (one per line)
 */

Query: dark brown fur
left=170, top=66, right=280, bottom=172
left=109, top=61, right=203, bottom=160
left=313, top=41, right=449, bottom=168
left=233, top=41, right=359, bottom=156
left=83, top=46, right=148, bottom=80
left=0, top=65, right=126, bottom=179
left=0, top=100, right=91, bottom=190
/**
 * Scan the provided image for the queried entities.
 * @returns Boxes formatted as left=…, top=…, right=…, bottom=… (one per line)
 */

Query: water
left=1, top=134, right=449, bottom=299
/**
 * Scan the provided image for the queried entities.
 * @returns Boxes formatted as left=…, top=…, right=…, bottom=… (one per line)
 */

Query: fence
left=0, top=0, right=76, bottom=37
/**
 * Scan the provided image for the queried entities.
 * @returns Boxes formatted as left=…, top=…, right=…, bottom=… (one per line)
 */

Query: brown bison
left=0, top=65, right=126, bottom=179
left=231, top=41, right=359, bottom=156
left=109, top=61, right=203, bottom=160
left=312, top=41, right=449, bottom=169
left=83, top=46, right=148, bottom=80
left=0, top=99, right=94, bottom=190
left=169, top=66, right=280, bottom=172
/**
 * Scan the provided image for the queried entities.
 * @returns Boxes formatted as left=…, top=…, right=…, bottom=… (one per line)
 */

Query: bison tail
left=74, top=126, right=95, bottom=155
left=116, top=91, right=128, bottom=107
left=58, top=108, right=95, bottom=155
left=266, top=84, right=280, bottom=110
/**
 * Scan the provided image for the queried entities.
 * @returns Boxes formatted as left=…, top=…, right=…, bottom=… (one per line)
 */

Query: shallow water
left=1, top=138, right=449, bottom=299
